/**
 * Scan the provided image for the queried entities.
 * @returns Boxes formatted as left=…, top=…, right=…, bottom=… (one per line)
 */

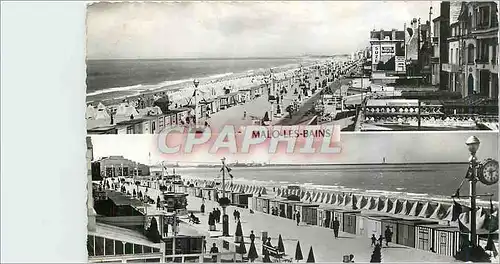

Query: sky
left=86, top=1, right=439, bottom=59
left=90, top=132, right=498, bottom=165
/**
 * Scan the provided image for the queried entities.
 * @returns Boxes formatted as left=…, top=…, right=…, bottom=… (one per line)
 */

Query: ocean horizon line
left=169, top=161, right=470, bottom=167
left=86, top=54, right=349, bottom=62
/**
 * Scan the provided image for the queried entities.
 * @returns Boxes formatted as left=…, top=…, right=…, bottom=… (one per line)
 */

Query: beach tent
left=97, top=102, right=106, bottom=110
left=418, top=202, right=434, bottom=218
left=399, top=200, right=410, bottom=215
left=116, top=103, right=128, bottom=116
left=357, top=196, right=368, bottom=210
left=388, top=199, right=402, bottom=214
left=430, top=203, right=449, bottom=220
left=329, top=193, right=337, bottom=205
left=343, top=195, right=352, bottom=208
left=95, top=108, right=110, bottom=120
left=86, top=105, right=96, bottom=119
left=368, top=197, right=378, bottom=210
left=409, top=201, right=423, bottom=216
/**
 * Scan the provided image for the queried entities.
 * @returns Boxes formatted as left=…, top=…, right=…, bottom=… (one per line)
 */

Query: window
left=87, top=235, right=95, bottom=256
left=95, top=236, right=104, bottom=256
left=125, top=243, right=134, bottom=254
left=456, top=48, right=459, bottom=65
left=115, top=241, right=124, bottom=255
left=126, top=126, right=133, bottom=134
left=134, top=244, right=143, bottom=254
left=492, top=42, right=497, bottom=64
left=450, top=49, right=454, bottom=64
left=105, top=238, right=114, bottom=256
left=476, top=6, right=491, bottom=29
left=439, top=233, right=447, bottom=254
left=468, top=44, right=475, bottom=64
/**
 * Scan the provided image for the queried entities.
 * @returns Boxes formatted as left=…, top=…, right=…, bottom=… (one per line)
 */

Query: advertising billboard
left=371, top=42, right=405, bottom=72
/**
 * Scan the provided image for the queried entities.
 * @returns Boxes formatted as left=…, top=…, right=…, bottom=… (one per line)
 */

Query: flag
left=220, top=165, right=234, bottom=179
left=452, top=200, right=471, bottom=222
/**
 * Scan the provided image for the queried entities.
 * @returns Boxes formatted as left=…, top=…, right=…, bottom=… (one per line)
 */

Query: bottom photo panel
left=86, top=131, right=498, bottom=263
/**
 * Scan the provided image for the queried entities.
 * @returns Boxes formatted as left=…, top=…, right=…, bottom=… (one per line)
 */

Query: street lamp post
left=193, top=79, right=200, bottom=127
left=465, top=136, right=480, bottom=247
left=221, top=157, right=229, bottom=236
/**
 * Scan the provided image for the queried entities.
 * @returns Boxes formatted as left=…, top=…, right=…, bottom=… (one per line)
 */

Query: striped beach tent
left=409, top=201, right=423, bottom=216
left=343, top=195, right=352, bottom=208
left=356, top=196, right=368, bottom=210
left=388, top=199, right=402, bottom=214
left=327, top=193, right=335, bottom=204
left=322, top=193, right=330, bottom=204
left=399, top=200, right=412, bottom=215
left=376, top=198, right=386, bottom=212
left=320, top=192, right=326, bottom=203
left=299, top=190, right=306, bottom=199
left=260, top=187, right=267, bottom=195
left=418, top=202, right=434, bottom=218
left=369, top=197, right=379, bottom=211
left=430, top=203, right=449, bottom=220
left=381, top=198, right=392, bottom=213
left=336, top=194, right=344, bottom=206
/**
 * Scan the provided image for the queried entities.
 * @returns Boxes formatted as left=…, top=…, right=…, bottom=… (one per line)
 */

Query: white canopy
left=86, top=105, right=96, bottom=119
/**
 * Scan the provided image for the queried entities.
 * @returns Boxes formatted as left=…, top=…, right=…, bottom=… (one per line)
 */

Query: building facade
left=97, top=156, right=150, bottom=177
left=370, top=29, right=407, bottom=76
left=439, top=1, right=498, bottom=99
left=431, top=2, right=451, bottom=89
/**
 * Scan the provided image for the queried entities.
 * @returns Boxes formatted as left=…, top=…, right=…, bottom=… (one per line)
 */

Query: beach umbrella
left=306, top=246, right=315, bottom=263
left=248, top=240, right=258, bottom=262
left=277, top=235, right=285, bottom=254
left=295, top=241, right=303, bottom=261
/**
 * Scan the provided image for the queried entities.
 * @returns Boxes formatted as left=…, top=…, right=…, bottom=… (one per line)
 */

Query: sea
left=86, top=57, right=331, bottom=103
left=175, top=163, right=499, bottom=204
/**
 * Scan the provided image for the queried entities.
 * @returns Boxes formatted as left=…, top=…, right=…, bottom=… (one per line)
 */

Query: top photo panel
left=86, top=1, right=499, bottom=134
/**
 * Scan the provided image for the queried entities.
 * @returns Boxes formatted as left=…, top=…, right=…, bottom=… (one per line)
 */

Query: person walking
left=384, top=226, right=393, bottom=247
left=250, top=230, right=255, bottom=243
left=236, top=210, right=241, bottom=222
left=370, top=234, right=377, bottom=246
left=333, top=217, right=340, bottom=239
left=209, top=243, right=219, bottom=262
left=295, top=210, right=301, bottom=226
left=203, top=240, right=207, bottom=253
left=377, top=235, right=384, bottom=246
left=233, top=210, right=237, bottom=222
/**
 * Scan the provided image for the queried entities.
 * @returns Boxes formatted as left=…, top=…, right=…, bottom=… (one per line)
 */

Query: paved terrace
left=116, top=181, right=457, bottom=263
left=207, top=74, right=332, bottom=129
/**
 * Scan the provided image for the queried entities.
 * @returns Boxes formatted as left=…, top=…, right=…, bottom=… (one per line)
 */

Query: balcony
left=431, top=57, right=440, bottom=64
left=441, top=63, right=461, bottom=73
left=432, top=37, right=439, bottom=44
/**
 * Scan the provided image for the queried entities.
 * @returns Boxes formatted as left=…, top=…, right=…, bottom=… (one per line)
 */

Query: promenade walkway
left=113, top=180, right=457, bottom=263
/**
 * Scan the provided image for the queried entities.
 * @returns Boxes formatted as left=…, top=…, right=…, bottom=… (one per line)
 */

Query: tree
left=306, top=246, right=315, bottom=263
left=235, top=220, right=243, bottom=243
left=236, top=240, right=247, bottom=261
left=145, top=217, right=161, bottom=243
left=370, top=244, right=382, bottom=263
left=248, top=240, right=258, bottom=262
left=277, top=234, right=285, bottom=254
left=295, top=241, right=303, bottom=262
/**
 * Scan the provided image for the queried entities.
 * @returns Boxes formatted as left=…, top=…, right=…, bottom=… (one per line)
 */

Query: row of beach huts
left=183, top=179, right=499, bottom=258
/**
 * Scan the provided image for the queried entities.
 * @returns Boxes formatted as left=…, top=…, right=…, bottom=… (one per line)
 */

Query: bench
left=263, top=244, right=284, bottom=259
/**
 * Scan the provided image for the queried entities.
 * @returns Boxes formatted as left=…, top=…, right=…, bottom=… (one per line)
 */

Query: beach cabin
left=231, top=193, right=252, bottom=208
left=254, top=196, right=271, bottom=214
left=202, top=188, right=216, bottom=201
left=357, top=214, right=401, bottom=238
left=295, top=203, right=319, bottom=225
left=218, top=95, right=231, bottom=110
left=332, top=208, right=361, bottom=233
left=115, top=119, right=147, bottom=134
left=238, top=89, right=252, bottom=103
left=280, top=199, right=301, bottom=219
left=317, top=205, right=335, bottom=228
left=396, top=219, right=438, bottom=248
left=415, top=224, right=479, bottom=256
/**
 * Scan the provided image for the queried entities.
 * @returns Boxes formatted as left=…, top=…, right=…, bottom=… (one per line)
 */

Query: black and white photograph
left=85, top=1, right=498, bottom=134
left=83, top=1, right=499, bottom=263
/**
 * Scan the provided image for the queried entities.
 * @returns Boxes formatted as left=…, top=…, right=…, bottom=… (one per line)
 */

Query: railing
left=164, top=251, right=238, bottom=263
left=89, top=252, right=164, bottom=263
